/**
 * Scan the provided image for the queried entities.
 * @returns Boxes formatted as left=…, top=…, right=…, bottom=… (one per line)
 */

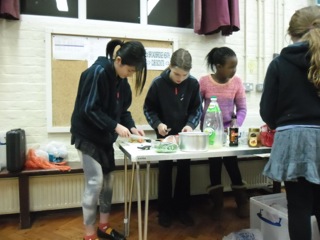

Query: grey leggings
left=78, top=151, right=114, bottom=225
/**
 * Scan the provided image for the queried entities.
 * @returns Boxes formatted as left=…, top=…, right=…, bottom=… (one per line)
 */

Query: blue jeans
left=285, top=178, right=320, bottom=240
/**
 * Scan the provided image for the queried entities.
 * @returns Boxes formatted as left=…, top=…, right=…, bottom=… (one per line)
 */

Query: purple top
left=199, top=74, right=247, bottom=129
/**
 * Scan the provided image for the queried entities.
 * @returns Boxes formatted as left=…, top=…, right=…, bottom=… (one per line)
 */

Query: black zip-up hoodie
left=260, top=42, right=320, bottom=129
left=70, top=57, right=135, bottom=147
left=143, top=69, right=202, bottom=138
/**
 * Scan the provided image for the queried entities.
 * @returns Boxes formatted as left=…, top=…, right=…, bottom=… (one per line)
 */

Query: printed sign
left=145, top=47, right=172, bottom=70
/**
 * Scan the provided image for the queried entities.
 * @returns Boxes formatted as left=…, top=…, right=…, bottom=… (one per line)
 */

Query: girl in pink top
left=199, top=47, right=249, bottom=220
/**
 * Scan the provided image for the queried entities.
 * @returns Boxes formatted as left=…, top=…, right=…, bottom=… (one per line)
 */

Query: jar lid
left=249, top=128, right=260, bottom=132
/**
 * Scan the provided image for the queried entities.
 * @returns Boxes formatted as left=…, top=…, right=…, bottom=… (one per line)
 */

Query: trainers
left=177, top=211, right=194, bottom=226
left=97, top=227, right=126, bottom=240
left=83, top=235, right=99, bottom=240
left=158, top=212, right=172, bottom=228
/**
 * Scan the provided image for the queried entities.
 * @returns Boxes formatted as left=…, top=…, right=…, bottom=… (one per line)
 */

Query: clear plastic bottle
left=203, top=96, right=224, bottom=149
left=229, top=114, right=239, bottom=146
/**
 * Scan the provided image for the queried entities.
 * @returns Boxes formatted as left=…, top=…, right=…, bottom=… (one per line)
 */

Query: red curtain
left=194, top=0, right=239, bottom=36
left=0, top=0, right=20, bottom=20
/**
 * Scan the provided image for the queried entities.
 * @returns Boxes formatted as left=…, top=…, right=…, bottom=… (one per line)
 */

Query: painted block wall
left=0, top=0, right=312, bottom=162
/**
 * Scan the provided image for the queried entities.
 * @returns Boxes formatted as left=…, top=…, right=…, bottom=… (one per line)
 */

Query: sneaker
left=177, top=211, right=194, bottom=226
left=83, top=235, right=99, bottom=240
left=97, top=227, right=126, bottom=240
left=158, top=212, right=172, bottom=228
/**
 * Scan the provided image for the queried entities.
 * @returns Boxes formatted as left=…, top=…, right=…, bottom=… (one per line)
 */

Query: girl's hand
left=157, top=123, right=169, bottom=137
left=115, top=124, right=131, bottom=138
left=131, top=127, right=145, bottom=136
left=181, top=126, right=193, bottom=132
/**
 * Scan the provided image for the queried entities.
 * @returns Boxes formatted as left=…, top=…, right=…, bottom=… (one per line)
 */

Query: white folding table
left=119, top=142, right=272, bottom=240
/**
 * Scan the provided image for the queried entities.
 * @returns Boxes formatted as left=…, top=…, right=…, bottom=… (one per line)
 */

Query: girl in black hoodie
left=71, top=39, right=147, bottom=240
left=260, top=6, right=320, bottom=240
left=144, top=48, right=202, bottom=228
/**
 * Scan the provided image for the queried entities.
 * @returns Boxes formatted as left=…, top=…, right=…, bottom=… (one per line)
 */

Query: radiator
left=0, top=178, right=19, bottom=214
left=0, top=159, right=271, bottom=214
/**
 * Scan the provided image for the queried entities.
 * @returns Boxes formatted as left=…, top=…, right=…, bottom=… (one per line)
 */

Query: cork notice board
left=52, top=60, right=87, bottom=128
left=50, top=34, right=173, bottom=131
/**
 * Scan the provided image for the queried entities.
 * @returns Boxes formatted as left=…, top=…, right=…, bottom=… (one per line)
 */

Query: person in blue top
left=143, top=48, right=202, bottom=228
left=71, top=39, right=147, bottom=240
left=260, top=6, right=320, bottom=240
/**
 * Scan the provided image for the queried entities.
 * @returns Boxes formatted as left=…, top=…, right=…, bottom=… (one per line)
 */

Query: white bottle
left=203, top=96, right=224, bottom=149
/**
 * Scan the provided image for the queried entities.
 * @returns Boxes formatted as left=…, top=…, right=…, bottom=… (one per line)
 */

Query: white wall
left=0, top=0, right=312, bottom=162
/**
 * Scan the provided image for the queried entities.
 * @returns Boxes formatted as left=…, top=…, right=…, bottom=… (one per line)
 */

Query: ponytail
left=106, top=39, right=124, bottom=59
left=205, top=47, right=236, bottom=72
left=301, top=21, right=320, bottom=95
left=106, top=39, right=147, bottom=95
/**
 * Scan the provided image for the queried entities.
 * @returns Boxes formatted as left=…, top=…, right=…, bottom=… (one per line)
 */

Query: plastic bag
left=260, top=124, right=276, bottom=147
left=223, top=229, right=263, bottom=240
left=0, top=132, right=6, bottom=170
left=25, top=148, right=71, bottom=171
left=162, top=135, right=178, bottom=144
left=153, top=141, right=178, bottom=153
left=40, top=141, right=68, bottom=163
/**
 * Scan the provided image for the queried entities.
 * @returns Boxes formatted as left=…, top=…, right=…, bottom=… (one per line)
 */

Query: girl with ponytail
left=71, top=39, right=147, bottom=240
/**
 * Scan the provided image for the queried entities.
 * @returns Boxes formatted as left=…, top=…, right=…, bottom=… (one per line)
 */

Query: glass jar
left=248, top=128, right=260, bottom=147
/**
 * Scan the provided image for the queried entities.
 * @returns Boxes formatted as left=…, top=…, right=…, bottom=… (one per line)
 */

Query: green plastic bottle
left=203, top=96, right=224, bottom=149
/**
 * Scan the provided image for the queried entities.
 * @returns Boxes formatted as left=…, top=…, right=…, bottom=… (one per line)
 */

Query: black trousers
left=157, top=159, right=190, bottom=213
left=209, top=156, right=243, bottom=186
left=285, top=178, right=320, bottom=240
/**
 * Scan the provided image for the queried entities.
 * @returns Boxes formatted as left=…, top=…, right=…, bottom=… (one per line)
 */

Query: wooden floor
left=0, top=191, right=269, bottom=240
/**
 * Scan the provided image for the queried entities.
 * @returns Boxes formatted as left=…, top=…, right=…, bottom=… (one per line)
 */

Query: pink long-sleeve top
left=199, top=74, right=247, bottom=129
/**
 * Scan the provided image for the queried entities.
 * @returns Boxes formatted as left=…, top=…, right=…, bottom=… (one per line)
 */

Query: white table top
left=118, top=142, right=271, bottom=163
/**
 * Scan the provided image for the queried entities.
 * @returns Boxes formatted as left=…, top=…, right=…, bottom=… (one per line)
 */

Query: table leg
left=136, top=163, right=143, bottom=240
left=128, top=162, right=135, bottom=236
left=143, top=162, right=150, bottom=240
left=124, top=155, right=128, bottom=237
left=19, top=175, right=31, bottom=229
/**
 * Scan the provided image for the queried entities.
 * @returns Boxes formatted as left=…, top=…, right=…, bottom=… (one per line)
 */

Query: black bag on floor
left=6, top=128, right=26, bottom=172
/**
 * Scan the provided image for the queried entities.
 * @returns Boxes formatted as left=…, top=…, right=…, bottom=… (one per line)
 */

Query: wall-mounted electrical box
left=243, top=83, right=253, bottom=92
left=256, top=83, right=264, bottom=92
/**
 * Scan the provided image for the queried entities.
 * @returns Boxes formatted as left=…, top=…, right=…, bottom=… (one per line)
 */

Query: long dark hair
left=106, top=39, right=147, bottom=95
